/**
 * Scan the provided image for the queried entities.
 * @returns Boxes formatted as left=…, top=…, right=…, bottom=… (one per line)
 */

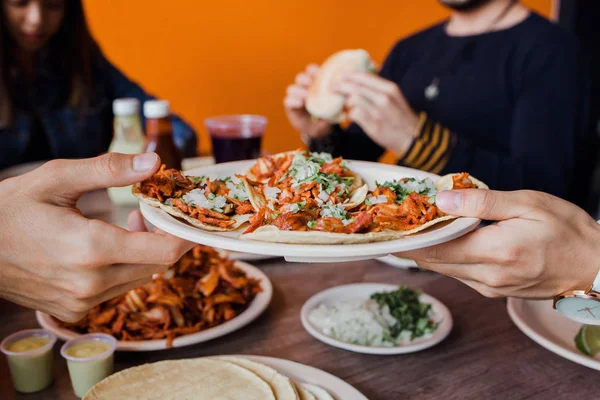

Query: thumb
left=39, top=152, right=160, bottom=201
left=435, top=189, right=534, bottom=221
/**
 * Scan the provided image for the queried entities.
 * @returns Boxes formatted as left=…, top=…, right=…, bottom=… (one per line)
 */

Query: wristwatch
left=553, top=268, right=600, bottom=325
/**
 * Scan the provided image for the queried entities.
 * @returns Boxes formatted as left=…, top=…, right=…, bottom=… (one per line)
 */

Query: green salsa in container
left=60, top=333, right=117, bottom=398
left=1, top=329, right=57, bottom=393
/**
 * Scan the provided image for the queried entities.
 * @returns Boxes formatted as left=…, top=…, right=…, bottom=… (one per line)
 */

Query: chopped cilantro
left=305, top=151, right=333, bottom=165
left=188, top=176, right=207, bottom=185
left=320, top=203, right=349, bottom=220
left=289, top=201, right=307, bottom=214
left=376, top=178, right=437, bottom=204
left=342, top=218, right=355, bottom=226
left=371, top=286, right=439, bottom=340
left=307, top=220, right=317, bottom=229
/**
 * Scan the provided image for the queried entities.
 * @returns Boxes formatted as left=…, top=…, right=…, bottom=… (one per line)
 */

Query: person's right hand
left=284, top=64, right=333, bottom=140
left=400, top=189, right=600, bottom=299
left=0, top=153, right=194, bottom=322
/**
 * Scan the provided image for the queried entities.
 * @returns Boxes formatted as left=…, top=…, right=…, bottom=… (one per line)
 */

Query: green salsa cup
left=60, top=333, right=117, bottom=398
left=0, top=329, right=57, bottom=393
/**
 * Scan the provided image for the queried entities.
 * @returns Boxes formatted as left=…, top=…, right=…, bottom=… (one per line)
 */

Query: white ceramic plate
left=226, top=251, right=278, bottom=262
left=237, top=355, right=368, bottom=400
left=507, top=298, right=600, bottom=371
left=37, top=261, right=273, bottom=351
left=140, top=160, right=481, bottom=263
left=376, top=255, right=419, bottom=269
left=300, top=283, right=452, bottom=355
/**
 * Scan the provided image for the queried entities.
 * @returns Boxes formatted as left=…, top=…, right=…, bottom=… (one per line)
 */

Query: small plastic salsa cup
left=60, top=333, right=117, bottom=398
left=0, top=329, right=57, bottom=393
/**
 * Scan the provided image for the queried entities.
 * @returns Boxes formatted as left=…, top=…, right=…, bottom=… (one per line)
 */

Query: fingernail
left=133, top=152, right=158, bottom=172
left=436, top=190, right=462, bottom=212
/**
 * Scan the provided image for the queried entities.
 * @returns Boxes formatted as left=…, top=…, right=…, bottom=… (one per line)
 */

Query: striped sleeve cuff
left=398, top=112, right=456, bottom=174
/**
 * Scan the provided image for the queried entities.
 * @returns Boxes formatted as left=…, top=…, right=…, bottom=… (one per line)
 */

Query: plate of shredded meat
left=36, top=245, right=272, bottom=351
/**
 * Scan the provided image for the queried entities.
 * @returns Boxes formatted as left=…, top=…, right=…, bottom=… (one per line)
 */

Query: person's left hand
left=333, top=72, right=420, bottom=155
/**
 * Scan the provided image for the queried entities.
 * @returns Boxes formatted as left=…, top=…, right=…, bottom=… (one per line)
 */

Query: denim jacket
left=0, top=50, right=197, bottom=170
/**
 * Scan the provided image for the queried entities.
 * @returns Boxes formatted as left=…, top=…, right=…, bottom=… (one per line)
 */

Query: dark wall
left=558, top=0, right=600, bottom=216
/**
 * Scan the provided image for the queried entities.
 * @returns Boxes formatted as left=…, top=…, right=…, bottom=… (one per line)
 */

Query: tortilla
left=132, top=184, right=163, bottom=208
left=133, top=184, right=252, bottom=232
left=158, top=202, right=251, bottom=232
left=242, top=225, right=402, bottom=244
left=297, top=386, right=317, bottom=400
left=213, top=356, right=299, bottom=400
left=344, top=183, right=368, bottom=209
left=436, top=173, right=489, bottom=191
left=306, top=49, right=375, bottom=123
left=301, top=384, right=334, bottom=400
left=83, top=358, right=275, bottom=400
left=243, top=177, right=268, bottom=212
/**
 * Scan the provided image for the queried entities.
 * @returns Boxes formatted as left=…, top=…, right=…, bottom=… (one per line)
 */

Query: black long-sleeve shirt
left=311, top=13, right=590, bottom=199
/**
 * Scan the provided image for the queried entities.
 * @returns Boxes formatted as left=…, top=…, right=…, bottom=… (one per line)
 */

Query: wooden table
left=0, top=192, right=597, bottom=399
left=1, top=259, right=598, bottom=400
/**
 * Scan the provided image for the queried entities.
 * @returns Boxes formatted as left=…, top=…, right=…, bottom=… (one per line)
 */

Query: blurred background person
left=554, top=0, right=600, bottom=214
left=285, top=0, right=591, bottom=205
left=0, top=0, right=197, bottom=170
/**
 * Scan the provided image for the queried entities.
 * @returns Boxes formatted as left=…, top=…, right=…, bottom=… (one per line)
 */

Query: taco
left=241, top=172, right=487, bottom=244
left=133, top=165, right=254, bottom=232
left=244, top=150, right=367, bottom=213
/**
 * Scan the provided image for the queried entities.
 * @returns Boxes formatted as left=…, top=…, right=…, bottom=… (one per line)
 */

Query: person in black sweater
left=284, top=0, right=589, bottom=200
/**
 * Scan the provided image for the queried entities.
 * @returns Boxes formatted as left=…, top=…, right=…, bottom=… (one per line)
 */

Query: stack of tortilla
left=84, top=356, right=334, bottom=400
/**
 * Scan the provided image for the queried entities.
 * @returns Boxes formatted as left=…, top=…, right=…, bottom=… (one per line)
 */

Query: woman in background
left=0, top=0, right=197, bottom=170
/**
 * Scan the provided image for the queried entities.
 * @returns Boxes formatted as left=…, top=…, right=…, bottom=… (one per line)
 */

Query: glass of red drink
left=205, top=115, right=267, bottom=163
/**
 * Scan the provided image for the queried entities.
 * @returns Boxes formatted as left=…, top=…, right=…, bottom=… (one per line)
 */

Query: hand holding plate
left=401, top=189, right=600, bottom=298
left=0, top=153, right=194, bottom=322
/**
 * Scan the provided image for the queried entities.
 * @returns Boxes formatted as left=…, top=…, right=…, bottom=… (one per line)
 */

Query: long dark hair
left=0, top=0, right=98, bottom=124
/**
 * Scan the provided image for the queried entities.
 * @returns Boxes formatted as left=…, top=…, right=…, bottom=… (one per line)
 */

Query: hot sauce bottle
left=143, top=100, right=182, bottom=170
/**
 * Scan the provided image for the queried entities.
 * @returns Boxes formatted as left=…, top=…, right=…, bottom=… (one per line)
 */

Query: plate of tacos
left=136, top=149, right=488, bottom=262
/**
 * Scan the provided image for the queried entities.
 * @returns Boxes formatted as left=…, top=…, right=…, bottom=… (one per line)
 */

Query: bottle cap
left=143, top=100, right=170, bottom=119
left=112, top=98, right=140, bottom=116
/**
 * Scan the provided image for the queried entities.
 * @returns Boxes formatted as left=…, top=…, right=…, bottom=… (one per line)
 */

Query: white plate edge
left=376, top=255, right=419, bottom=269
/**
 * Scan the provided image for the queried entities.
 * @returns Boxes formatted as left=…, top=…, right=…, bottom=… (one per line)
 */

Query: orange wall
left=82, top=0, right=552, bottom=157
